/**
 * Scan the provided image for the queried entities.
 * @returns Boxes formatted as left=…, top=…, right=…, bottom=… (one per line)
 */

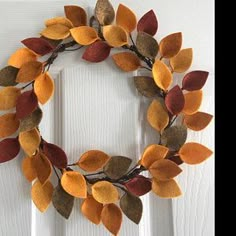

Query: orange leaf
left=64, top=5, right=87, bottom=27
left=31, top=180, right=53, bottom=212
left=0, top=113, right=19, bottom=138
left=101, top=203, right=122, bottom=235
left=22, top=156, right=37, bottom=182
left=112, top=52, right=141, bottom=72
left=34, top=72, right=54, bottom=105
left=92, top=181, right=119, bottom=204
left=8, top=48, right=38, bottom=68
left=41, top=24, right=71, bottom=40
left=140, top=144, right=169, bottom=168
left=0, top=87, right=21, bottom=110
left=116, top=4, right=137, bottom=33
left=45, top=17, right=73, bottom=28
left=179, top=142, right=213, bottom=164
left=78, top=150, right=110, bottom=172
left=81, top=195, right=103, bottom=224
left=182, top=90, right=203, bottom=115
left=61, top=171, right=87, bottom=198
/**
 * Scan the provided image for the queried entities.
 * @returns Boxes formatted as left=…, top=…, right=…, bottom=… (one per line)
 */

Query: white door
left=0, top=0, right=214, bottom=235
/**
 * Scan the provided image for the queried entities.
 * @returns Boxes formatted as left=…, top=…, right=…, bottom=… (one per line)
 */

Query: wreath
left=0, top=0, right=213, bottom=235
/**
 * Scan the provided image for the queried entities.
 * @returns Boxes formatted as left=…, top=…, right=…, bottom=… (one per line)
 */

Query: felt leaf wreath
left=0, top=0, right=213, bottom=235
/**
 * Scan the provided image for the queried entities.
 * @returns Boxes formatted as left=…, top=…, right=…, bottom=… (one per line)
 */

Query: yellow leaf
left=179, top=142, right=213, bottom=164
left=140, top=144, right=169, bottom=168
left=45, top=17, right=73, bottom=28
left=70, top=26, right=99, bottom=45
left=78, top=150, right=110, bottom=172
left=116, top=4, right=137, bottom=33
left=112, top=52, right=141, bottom=72
left=152, top=60, right=173, bottom=91
left=61, top=171, right=87, bottom=198
left=31, top=180, right=53, bottom=212
left=19, top=128, right=41, bottom=156
left=41, top=24, right=71, bottom=40
left=92, top=181, right=119, bottom=204
left=0, top=87, right=21, bottom=110
left=147, top=99, right=169, bottom=133
left=182, top=90, right=203, bottom=115
left=0, top=113, right=19, bottom=138
left=103, top=25, right=128, bottom=47
left=159, top=32, right=182, bottom=58
left=8, top=48, right=38, bottom=68
left=22, top=156, right=37, bottom=182
left=170, top=48, right=193, bottom=73
left=152, top=178, right=182, bottom=198
left=34, top=72, right=54, bottom=105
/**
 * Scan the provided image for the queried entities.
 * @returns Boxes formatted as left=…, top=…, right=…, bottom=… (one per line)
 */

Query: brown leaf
left=0, top=138, right=20, bottom=163
left=166, top=154, right=183, bottom=165
left=64, top=5, right=87, bottom=27
left=95, top=0, right=115, bottom=25
left=22, top=156, right=37, bottom=182
left=0, top=66, right=19, bottom=86
left=0, top=87, right=21, bottom=110
left=41, top=24, right=70, bottom=40
left=0, top=113, right=19, bottom=138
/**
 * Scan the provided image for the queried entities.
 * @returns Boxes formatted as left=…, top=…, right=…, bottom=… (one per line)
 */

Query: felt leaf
left=70, top=26, right=99, bottom=46
left=112, top=52, right=140, bottom=72
left=182, top=71, right=209, bottom=91
left=167, top=155, right=183, bottom=165
left=16, top=90, right=38, bottom=119
left=41, top=24, right=70, bottom=40
left=95, top=0, right=115, bottom=25
left=78, top=150, right=110, bottom=172
left=161, top=125, right=187, bottom=151
left=22, top=156, right=37, bottom=182
left=152, top=60, right=173, bottom=91
left=8, top=48, right=38, bottom=68
left=124, top=175, right=152, bottom=196
left=136, top=32, right=159, bottom=58
left=0, top=138, right=20, bottom=163
left=81, top=195, right=103, bottom=224
left=182, top=90, right=203, bottom=115
left=137, top=10, right=158, bottom=36
left=179, top=142, right=213, bottom=164
left=165, top=85, right=185, bottom=115
left=64, top=5, right=87, bottom=27
left=61, top=171, right=87, bottom=198
left=34, top=72, right=54, bottom=105
left=183, top=112, right=213, bottom=131
left=0, top=86, right=21, bottom=110
left=82, top=41, right=111, bottom=63
left=16, top=61, right=43, bottom=83
left=104, top=156, right=132, bottom=179
left=103, top=25, right=128, bottom=47
left=31, top=180, right=53, bottom=212
left=92, top=181, right=119, bottom=204
left=0, top=113, right=19, bottom=138
left=52, top=182, right=74, bottom=219
left=19, top=107, right=43, bottom=132
left=42, top=142, right=68, bottom=169
left=21, top=37, right=54, bottom=56
left=45, top=17, right=73, bottom=29
left=147, top=99, right=169, bottom=133
left=141, top=144, right=169, bottom=168
left=134, top=76, right=161, bottom=98
left=152, top=178, right=182, bottom=198
left=19, top=128, right=41, bottom=156
left=40, top=36, right=62, bottom=48
left=149, top=159, right=182, bottom=180
left=159, top=32, right=182, bottom=58
left=170, top=48, right=193, bottom=73
left=101, top=203, right=122, bottom=235
left=116, top=4, right=137, bottom=33
left=0, top=66, right=19, bottom=86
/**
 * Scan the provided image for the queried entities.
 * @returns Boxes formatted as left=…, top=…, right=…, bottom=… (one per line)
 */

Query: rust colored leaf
left=22, top=156, right=37, bottom=182
left=0, top=113, right=19, bottom=138
left=0, top=138, right=20, bottom=163
left=40, top=36, right=62, bottom=48
left=95, top=0, right=115, bottom=25
left=0, top=86, right=21, bottom=110
left=0, top=66, right=19, bottom=86
left=41, top=24, right=70, bottom=40
left=45, top=17, right=73, bottom=28
left=64, top=5, right=87, bottom=27
left=166, top=155, right=183, bottom=165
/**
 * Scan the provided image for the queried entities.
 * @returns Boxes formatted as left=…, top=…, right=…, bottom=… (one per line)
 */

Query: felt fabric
left=0, top=86, right=21, bottom=110
left=0, top=113, right=19, bottom=138
left=64, top=5, right=87, bottom=27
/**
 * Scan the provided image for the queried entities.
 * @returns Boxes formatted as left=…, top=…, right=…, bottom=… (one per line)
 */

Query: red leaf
left=0, top=138, right=20, bottom=163
left=82, top=41, right=111, bottom=63
left=182, top=71, right=209, bottom=91
left=124, top=175, right=152, bottom=196
left=21, top=37, right=54, bottom=56
left=137, top=10, right=158, bottom=36
left=43, top=142, right=68, bottom=168
left=165, top=85, right=185, bottom=115
left=16, top=90, right=38, bottom=119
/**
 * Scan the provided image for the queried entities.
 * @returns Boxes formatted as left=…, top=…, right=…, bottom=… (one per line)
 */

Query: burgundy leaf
left=182, top=71, right=209, bottom=91
left=165, top=85, right=185, bottom=115
left=16, top=90, right=38, bottom=119
left=124, top=175, right=152, bottom=196
left=82, top=41, right=111, bottom=63
left=0, top=138, right=20, bottom=163
left=166, top=155, right=183, bottom=165
left=137, top=10, right=158, bottom=36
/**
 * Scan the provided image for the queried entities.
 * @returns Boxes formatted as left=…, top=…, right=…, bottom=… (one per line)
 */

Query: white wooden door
left=0, top=0, right=214, bottom=235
